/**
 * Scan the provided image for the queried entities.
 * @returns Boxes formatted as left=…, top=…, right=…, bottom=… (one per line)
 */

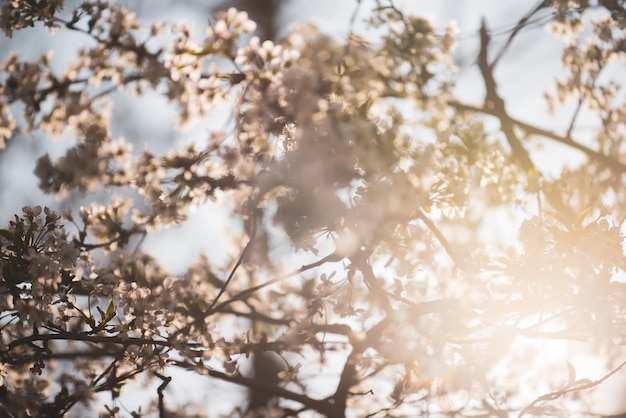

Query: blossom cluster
left=1, top=1, right=626, bottom=417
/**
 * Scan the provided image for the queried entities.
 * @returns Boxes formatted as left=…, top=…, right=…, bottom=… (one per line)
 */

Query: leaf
left=544, top=210, right=571, bottom=229
left=0, top=229, right=13, bottom=240
left=97, top=300, right=116, bottom=324
left=104, top=299, right=116, bottom=322
left=97, top=306, right=105, bottom=321
left=575, top=206, right=592, bottom=226
left=54, top=384, right=69, bottom=402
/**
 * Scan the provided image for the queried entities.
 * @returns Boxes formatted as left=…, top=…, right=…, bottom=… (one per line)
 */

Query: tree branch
left=519, top=359, right=626, bottom=417
left=349, top=248, right=394, bottom=316
left=477, top=20, right=574, bottom=220
left=328, top=317, right=390, bottom=418
left=478, top=20, right=534, bottom=172
left=492, top=0, right=552, bottom=67
left=209, top=251, right=345, bottom=314
left=171, top=360, right=336, bottom=416
left=207, top=216, right=257, bottom=312
left=5, top=331, right=181, bottom=354
left=169, top=251, right=345, bottom=341
left=450, top=100, right=626, bottom=175
left=416, top=208, right=463, bottom=268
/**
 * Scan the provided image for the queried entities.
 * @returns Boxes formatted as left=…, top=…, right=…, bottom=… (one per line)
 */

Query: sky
left=1, top=0, right=625, bottom=415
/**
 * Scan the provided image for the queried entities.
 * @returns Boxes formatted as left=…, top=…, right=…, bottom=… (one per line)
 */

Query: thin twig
left=566, top=94, right=585, bottom=140
left=450, top=100, right=626, bottom=175
left=492, top=0, right=552, bottom=66
left=416, top=208, right=463, bottom=268
left=349, top=0, right=364, bottom=31
left=208, top=251, right=344, bottom=314
left=154, top=371, right=172, bottom=418
left=519, top=359, right=626, bottom=417
left=207, top=214, right=257, bottom=312
left=6, top=331, right=180, bottom=352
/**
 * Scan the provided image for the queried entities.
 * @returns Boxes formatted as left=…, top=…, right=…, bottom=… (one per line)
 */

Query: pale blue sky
left=1, top=1, right=625, bottom=415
